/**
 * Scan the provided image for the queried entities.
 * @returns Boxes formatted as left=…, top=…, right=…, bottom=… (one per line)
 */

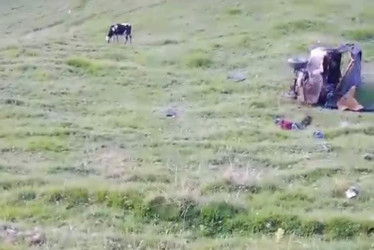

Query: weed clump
left=66, top=57, right=104, bottom=76
left=185, top=52, right=213, bottom=68
left=47, top=187, right=89, bottom=207
left=327, top=217, right=361, bottom=239
left=226, top=8, right=242, bottom=15
left=301, top=220, right=326, bottom=236
left=142, top=196, right=180, bottom=221
left=199, top=201, right=242, bottom=236
left=17, top=190, right=37, bottom=202
left=93, top=190, right=144, bottom=212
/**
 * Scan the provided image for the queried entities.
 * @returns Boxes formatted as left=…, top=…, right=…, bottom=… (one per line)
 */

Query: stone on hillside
left=227, top=70, right=247, bottom=82
left=363, top=153, right=373, bottom=161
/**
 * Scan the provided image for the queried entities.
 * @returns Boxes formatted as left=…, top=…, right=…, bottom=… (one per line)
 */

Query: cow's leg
left=124, top=35, right=128, bottom=44
left=129, top=35, right=132, bottom=44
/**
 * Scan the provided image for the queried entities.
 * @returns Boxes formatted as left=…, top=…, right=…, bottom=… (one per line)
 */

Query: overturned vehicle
left=287, top=43, right=372, bottom=112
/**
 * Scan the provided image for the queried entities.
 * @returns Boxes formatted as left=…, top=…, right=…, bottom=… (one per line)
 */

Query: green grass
left=0, top=0, right=374, bottom=249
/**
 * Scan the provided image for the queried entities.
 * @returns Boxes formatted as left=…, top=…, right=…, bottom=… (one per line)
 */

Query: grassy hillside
left=0, top=0, right=374, bottom=249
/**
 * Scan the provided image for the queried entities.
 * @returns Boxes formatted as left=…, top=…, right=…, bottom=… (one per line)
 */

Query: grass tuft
left=342, top=28, right=374, bottom=41
left=185, top=51, right=213, bottom=68
left=66, top=57, right=106, bottom=76
left=226, top=8, right=242, bottom=15
left=274, top=19, right=326, bottom=35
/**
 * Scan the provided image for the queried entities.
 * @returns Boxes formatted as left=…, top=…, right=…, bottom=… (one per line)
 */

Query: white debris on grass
left=345, top=186, right=359, bottom=199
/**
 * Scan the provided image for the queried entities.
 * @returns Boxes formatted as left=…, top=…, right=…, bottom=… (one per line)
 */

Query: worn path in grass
left=0, top=0, right=374, bottom=249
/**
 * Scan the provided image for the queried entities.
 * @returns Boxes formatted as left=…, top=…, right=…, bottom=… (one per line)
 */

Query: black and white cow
left=105, top=23, right=132, bottom=44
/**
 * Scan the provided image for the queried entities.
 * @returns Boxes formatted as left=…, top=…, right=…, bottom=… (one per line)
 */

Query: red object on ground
left=278, top=119, right=293, bottom=130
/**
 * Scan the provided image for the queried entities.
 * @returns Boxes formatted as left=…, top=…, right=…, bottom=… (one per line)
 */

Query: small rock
left=345, top=186, right=359, bottom=199
left=227, top=71, right=246, bottom=82
left=165, top=109, right=177, bottom=117
left=363, top=154, right=373, bottom=161
left=164, top=106, right=182, bottom=118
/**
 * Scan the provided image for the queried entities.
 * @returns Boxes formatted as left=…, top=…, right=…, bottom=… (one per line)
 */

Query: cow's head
left=105, top=25, right=117, bottom=43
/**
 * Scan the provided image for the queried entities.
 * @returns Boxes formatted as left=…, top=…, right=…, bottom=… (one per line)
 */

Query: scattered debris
left=227, top=70, right=247, bottom=82
left=287, top=43, right=366, bottom=112
left=345, top=186, right=359, bottom=199
left=313, top=130, right=325, bottom=139
left=363, top=153, right=373, bottom=161
left=275, top=115, right=312, bottom=130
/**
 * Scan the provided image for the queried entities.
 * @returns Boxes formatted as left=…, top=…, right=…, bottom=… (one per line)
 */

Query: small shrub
left=66, top=58, right=91, bottom=68
left=225, top=215, right=246, bottom=232
left=48, top=190, right=65, bottom=203
left=327, top=217, right=361, bottom=239
left=17, top=190, right=37, bottom=201
left=199, top=201, right=243, bottom=236
left=47, top=188, right=89, bottom=207
left=250, top=214, right=302, bottom=234
left=301, top=220, right=325, bottom=236
left=65, top=188, right=89, bottom=206
left=185, top=52, right=213, bottom=68
left=66, top=57, right=102, bottom=76
left=93, top=190, right=144, bottom=212
left=143, top=196, right=180, bottom=221
left=179, top=198, right=201, bottom=225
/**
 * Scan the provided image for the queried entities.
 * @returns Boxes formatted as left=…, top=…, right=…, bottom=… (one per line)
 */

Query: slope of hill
left=0, top=0, right=374, bottom=249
